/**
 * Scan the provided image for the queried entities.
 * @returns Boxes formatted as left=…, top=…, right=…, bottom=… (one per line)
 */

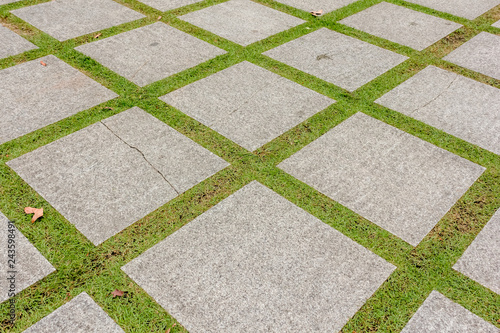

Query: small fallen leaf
left=158, top=15, right=162, bottom=20
left=165, top=329, right=170, bottom=333
left=40, top=61, right=47, bottom=66
left=111, top=289, right=125, bottom=298
left=24, top=207, right=43, bottom=223
left=310, top=9, right=323, bottom=16
left=94, top=33, right=102, bottom=39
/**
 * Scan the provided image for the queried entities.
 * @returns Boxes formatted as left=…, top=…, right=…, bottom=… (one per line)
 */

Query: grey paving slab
left=160, top=61, right=334, bottom=151
left=0, top=55, right=118, bottom=145
left=179, top=0, right=305, bottom=46
left=122, top=181, right=395, bottom=333
left=7, top=107, right=228, bottom=245
left=339, top=2, right=462, bottom=51
left=278, top=113, right=485, bottom=246
left=0, top=24, right=38, bottom=59
left=263, top=28, right=408, bottom=91
left=443, top=32, right=500, bottom=81
left=11, top=0, right=145, bottom=42
left=493, top=20, right=500, bottom=28
left=453, top=209, right=500, bottom=295
left=376, top=66, right=500, bottom=156
left=273, top=0, right=358, bottom=13
left=404, top=0, right=500, bottom=20
left=136, top=0, right=204, bottom=11
left=76, top=22, right=226, bottom=87
left=0, top=212, right=55, bottom=303
left=401, top=291, right=499, bottom=333
left=23, top=292, right=125, bottom=332
left=0, top=0, right=21, bottom=4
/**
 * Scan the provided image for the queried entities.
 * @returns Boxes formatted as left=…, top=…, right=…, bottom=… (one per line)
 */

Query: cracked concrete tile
left=11, top=0, right=145, bottom=42
left=443, top=32, right=500, bottom=81
left=7, top=107, right=228, bottom=245
left=454, top=209, right=500, bottom=295
left=273, top=0, right=358, bottom=13
left=0, top=212, right=55, bottom=303
left=0, top=55, right=118, bottom=145
left=376, top=66, right=500, bottom=155
left=179, top=0, right=305, bottom=46
left=263, top=28, right=408, bottom=92
left=75, top=22, right=226, bottom=87
left=160, top=61, right=334, bottom=151
left=0, top=24, right=38, bottom=59
left=122, top=181, right=395, bottom=333
left=403, top=0, right=500, bottom=20
left=401, top=291, right=499, bottom=332
left=135, top=0, right=204, bottom=11
left=339, top=2, right=462, bottom=51
left=23, top=292, right=124, bottom=332
left=278, top=112, right=485, bottom=246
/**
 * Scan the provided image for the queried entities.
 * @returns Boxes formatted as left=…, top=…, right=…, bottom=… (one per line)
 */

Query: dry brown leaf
left=310, top=9, right=323, bottom=16
left=165, top=329, right=170, bottom=333
left=158, top=16, right=162, bottom=20
left=40, top=61, right=47, bottom=66
left=24, top=207, right=43, bottom=223
left=111, top=289, right=125, bottom=298
left=94, top=33, right=102, bottom=39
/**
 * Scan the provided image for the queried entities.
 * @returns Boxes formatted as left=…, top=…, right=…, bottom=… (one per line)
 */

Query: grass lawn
left=0, top=0, right=499, bottom=331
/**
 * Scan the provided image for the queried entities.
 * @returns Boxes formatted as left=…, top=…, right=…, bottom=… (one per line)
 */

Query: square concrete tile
left=273, top=0, right=358, bottom=13
left=136, top=0, right=204, bottom=11
left=7, top=107, right=228, bottom=245
left=160, top=61, right=334, bottom=151
left=179, top=0, right=305, bottom=46
left=376, top=66, right=500, bottom=156
left=263, top=28, right=408, bottom=91
left=339, top=2, right=462, bottom=51
left=23, top=292, right=125, bottom=332
left=404, top=0, right=500, bottom=20
left=0, top=212, right=55, bottom=303
left=443, top=32, right=500, bottom=81
left=0, top=0, right=21, bottom=4
left=11, top=0, right=145, bottom=41
left=278, top=113, right=485, bottom=246
left=453, top=209, right=500, bottom=295
left=493, top=20, right=500, bottom=28
left=0, top=24, right=38, bottom=59
left=122, top=181, right=395, bottom=333
left=0, top=55, right=118, bottom=145
left=401, top=291, right=499, bottom=332
left=75, top=22, right=226, bottom=87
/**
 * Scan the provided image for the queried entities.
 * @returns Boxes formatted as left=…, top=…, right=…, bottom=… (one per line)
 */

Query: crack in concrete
left=100, top=121, right=180, bottom=195
left=409, top=74, right=459, bottom=116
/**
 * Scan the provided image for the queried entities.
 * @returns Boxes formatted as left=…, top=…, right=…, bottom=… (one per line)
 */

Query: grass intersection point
left=0, top=0, right=499, bottom=331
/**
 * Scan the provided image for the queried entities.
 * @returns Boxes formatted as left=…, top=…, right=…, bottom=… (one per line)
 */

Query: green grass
left=0, top=0, right=499, bottom=331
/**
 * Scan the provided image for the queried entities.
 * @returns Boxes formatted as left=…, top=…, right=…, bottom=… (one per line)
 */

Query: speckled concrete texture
left=403, top=0, right=500, bottom=20
left=273, top=0, right=358, bottom=13
left=278, top=112, right=485, bottom=246
left=454, top=209, right=500, bottom=295
left=161, top=61, right=334, bottom=151
left=339, top=2, right=462, bottom=51
left=122, top=181, right=395, bottom=333
left=179, top=0, right=305, bottom=46
left=0, top=24, right=37, bottom=59
left=263, top=28, right=408, bottom=91
left=0, top=212, right=55, bottom=303
left=7, top=107, right=228, bottom=245
left=76, top=22, right=226, bottom=87
left=23, top=292, right=125, bottom=332
left=376, top=66, right=500, bottom=155
left=401, top=291, right=500, bottom=332
left=11, top=0, right=145, bottom=41
left=443, top=32, right=500, bottom=81
left=0, top=55, right=117, bottom=145
left=135, top=0, right=204, bottom=11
